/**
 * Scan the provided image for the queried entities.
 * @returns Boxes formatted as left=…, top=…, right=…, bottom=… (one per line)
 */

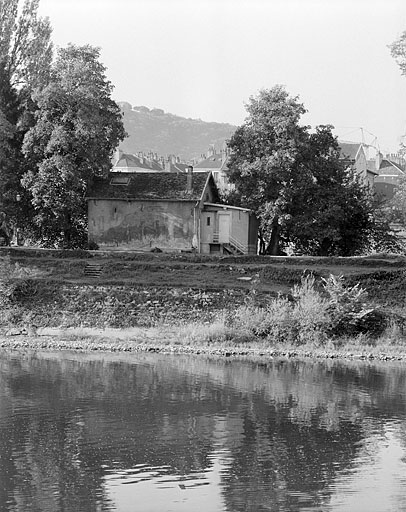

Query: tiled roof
left=379, top=159, right=405, bottom=176
left=88, top=171, right=214, bottom=201
left=338, top=142, right=362, bottom=161
left=194, top=154, right=223, bottom=169
left=165, top=161, right=190, bottom=173
left=380, top=159, right=405, bottom=173
left=114, top=153, right=163, bottom=171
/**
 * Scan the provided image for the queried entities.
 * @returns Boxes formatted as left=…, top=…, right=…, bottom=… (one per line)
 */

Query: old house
left=338, top=142, right=378, bottom=188
left=87, top=167, right=258, bottom=254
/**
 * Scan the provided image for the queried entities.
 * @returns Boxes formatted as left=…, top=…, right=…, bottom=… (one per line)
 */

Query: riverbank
left=1, top=325, right=406, bottom=362
left=1, top=248, right=406, bottom=361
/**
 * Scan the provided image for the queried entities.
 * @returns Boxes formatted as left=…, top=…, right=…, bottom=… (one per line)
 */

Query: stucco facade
left=88, top=198, right=198, bottom=251
left=88, top=170, right=220, bottom=252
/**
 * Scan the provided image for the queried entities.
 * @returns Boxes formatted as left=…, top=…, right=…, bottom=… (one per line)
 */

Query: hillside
left=117, top=102, right=236, bottom=161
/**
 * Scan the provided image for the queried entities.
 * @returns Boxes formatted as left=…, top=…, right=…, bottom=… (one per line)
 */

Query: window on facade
left=207, top=217, right=211, bottom=226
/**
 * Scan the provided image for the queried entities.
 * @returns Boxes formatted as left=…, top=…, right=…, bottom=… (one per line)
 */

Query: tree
left=0, top=0, right=53, bottom=242
left=379, top=174, right=406, bottom=226
left=389, top=30, right=406, bottom=76
left=227, top=86, right=385, bottom=256
left=0, top=0, right=53, bottom=89
left=21, top=44, right=126, bottom=247
left=0, top=60, right=30, bottom=242
left=227, top=86, right=308, bottom=254
left=389, top=31, right=406, bottom=156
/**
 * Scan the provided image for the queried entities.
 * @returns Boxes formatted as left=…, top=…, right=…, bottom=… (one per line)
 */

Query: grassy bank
left=2, top=325, right=406, bottom=362
left=1, top=248, right=406, bottom=360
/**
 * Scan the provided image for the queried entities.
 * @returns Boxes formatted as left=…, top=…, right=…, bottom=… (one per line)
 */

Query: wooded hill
left=118, top=102, right=236, bottom=161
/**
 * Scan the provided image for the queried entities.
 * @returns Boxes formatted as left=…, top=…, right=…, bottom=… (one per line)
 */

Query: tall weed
left=321, top=274, right=370, bottom=336
left=291, top=275, right=329, bottom=344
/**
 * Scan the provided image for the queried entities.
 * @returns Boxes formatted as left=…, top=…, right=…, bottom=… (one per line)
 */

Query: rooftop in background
left=88, top=171, right=217, bottom=202
left=338, top=142, right=363, bottom=161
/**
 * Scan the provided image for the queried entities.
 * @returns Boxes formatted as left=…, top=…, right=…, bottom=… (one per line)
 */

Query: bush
left=291, top=274, right=330, bottom=344
left=229, top=274, right=329, bottom=345
left=0, top=256, right=37, bottom=307
left=321, top=274, right=371, bottom=336
left=229, top=273, right=388, bottom=345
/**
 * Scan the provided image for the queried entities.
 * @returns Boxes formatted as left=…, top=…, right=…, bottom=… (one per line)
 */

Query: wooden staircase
left=222, top=243, right=243, bottom=255
left=212, top=232, right=248, bottom=255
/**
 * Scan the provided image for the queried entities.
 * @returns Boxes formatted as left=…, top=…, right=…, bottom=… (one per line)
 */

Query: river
left=0, top=350, right=406, bottom=512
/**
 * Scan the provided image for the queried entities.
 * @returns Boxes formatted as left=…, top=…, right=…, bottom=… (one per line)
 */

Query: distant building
left=113, top=149, right=194, bottom=174
left=113, top=149, right=163, bottom=173
left=194, top=144, right=233, bottom=191
left=338, top=142, right=378, bottom=188
left=163, top=155, right=190, bottom=173
left=374, top=154, right=406, bottom=201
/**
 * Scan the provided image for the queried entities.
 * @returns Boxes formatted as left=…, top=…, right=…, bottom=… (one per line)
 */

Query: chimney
left=186, top=165, right=193, bottom=192
left=165, top=158, right=171, bottom=172
left=375, top=151, right=383, bottom=171
left=114, top=147, right=123, bottom=165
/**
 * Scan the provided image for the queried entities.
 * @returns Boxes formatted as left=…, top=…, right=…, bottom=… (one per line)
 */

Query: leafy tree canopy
left=389, top=31, right=406, bottom=155
left=227, top=86, right=391, bottom=256
left=389, top=30, right=406, bottom=76
left=0, top=0, right=53, bottom=241
left=21, top=44, right=126, bottom=247
left=0, top=0, right=53, bottom=89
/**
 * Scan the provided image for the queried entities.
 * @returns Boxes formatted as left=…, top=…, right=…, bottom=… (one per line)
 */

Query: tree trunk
left=258, top=232, right=266, bottom=255
left=266, top=223, right=281, bottom=255
left=63, top=214, right=72, bottom=248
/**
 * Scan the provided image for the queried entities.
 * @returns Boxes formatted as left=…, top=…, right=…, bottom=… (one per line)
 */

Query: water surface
left=1, top=350, right=406, bottom=511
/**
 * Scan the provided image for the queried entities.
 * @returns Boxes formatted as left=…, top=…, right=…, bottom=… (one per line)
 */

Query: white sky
left=38, top=0, right=406, bottom=154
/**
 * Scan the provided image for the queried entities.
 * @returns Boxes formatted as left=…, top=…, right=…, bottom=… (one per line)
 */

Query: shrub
left=321, top=274, right=371, bottom=336
left=291, top=274, right=330, bottom=344
left=0, top=256, right=37, bottom=307
left=229, top=273, right=385, bottom=345
left=229, top=274, right=329, bottom=345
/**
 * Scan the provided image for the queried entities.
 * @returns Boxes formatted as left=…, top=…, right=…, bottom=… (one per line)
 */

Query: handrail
left=211, top=231, right=248, bottom=254
left=229, top=235, right=247, bottom=254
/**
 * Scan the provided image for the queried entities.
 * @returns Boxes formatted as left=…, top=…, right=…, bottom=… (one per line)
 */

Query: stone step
left=84, top=263, right=103, bottom=278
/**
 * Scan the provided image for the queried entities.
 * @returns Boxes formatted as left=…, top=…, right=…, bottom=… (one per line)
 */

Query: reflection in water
left=328, top=422, right=406, bottom=511
left=0, top=351, right=406, bottom=511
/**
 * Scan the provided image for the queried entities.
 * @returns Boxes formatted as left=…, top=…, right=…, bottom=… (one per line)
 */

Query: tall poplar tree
left=0, top=0, right=53, bottom=239
left=0, top=0, right=53, bottom=89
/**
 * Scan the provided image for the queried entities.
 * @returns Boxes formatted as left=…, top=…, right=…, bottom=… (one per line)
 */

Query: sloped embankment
left=1, top=248, right=406, bottom=331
